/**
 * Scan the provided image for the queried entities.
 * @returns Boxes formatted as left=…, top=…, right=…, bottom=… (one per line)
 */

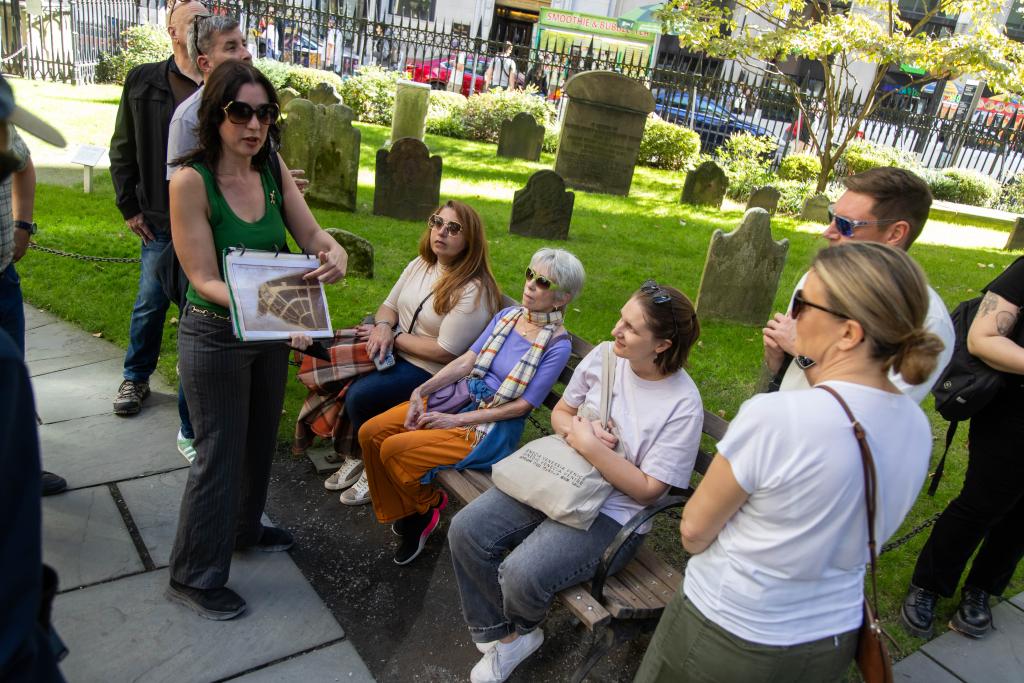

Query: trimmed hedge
left=95, top=24, right=171, bottom=84
left=461, top=87, right=556, bottom=144
left=638, top=117, right=701, bottom=171
left=840, top=138, right=918, bottom=175
left=426, top=90, right=468, bottom=139
left=778, top=153, right=821, bottom=183
left=716, top=133, right=777, bottom=200
left=926, top=168, right=1001, bottom=208
left=336, top=66, right=403, bottom=126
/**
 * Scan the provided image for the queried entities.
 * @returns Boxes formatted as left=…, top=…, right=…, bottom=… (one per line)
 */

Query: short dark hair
left=632, top=285, right=700, bottom=375
left=175, top=60, right=280, bottom=173
left=842, top=167, right=931, bottom=249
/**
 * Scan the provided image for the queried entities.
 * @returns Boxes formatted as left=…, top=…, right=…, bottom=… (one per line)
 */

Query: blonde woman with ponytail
left=637, top=242, right=944, bottom=682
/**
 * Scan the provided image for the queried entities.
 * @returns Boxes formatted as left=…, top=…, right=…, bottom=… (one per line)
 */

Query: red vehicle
left=408, top=56, right=491, bottom=97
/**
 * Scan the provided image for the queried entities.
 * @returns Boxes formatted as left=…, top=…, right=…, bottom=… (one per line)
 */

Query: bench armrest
left=589, top=492, right=691, bottom=603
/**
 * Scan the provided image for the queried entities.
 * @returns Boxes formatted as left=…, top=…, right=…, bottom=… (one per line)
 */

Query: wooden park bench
left=436, top=320, right=729, bottom=682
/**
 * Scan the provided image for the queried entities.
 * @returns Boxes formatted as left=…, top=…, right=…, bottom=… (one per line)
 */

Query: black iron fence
left=4, top=0, right=1024, bottom=187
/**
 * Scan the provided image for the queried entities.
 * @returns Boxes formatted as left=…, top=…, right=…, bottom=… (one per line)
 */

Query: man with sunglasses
left=762, top=167, right=954, bottom=401
left=109, top=0, right=206, bottom=426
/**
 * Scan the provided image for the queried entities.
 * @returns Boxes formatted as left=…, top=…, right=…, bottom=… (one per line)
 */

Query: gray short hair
left=530, top=248, right=585, bottom=306
left=187, top=15, right=240, bottom=70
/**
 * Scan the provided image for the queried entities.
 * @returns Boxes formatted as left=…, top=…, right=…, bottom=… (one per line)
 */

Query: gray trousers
left=169, top=310, right=289, bottom=589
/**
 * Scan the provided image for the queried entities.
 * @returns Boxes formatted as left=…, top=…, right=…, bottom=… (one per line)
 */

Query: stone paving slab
left=31, top=357, right=175, bottom=424
left=117, top=468, right=190, bottom=568
left=24, top=305, right=60, bottom=330
left=230, top=642, right=374, bottom=682
left=42, top=485, right=144, bottom=590
left=1010, top=593, right=1024, bottom=611
left=921, top=602, right=1024, bottom=683
left=53, top=553, right=345, bottom=683
left=25, top=319, right=121, bottom=375
left=308, top=447, right=343, bottom=475
left=894, top=652, right=962, bottom=682
left=39, top=401, right=186, bottom=489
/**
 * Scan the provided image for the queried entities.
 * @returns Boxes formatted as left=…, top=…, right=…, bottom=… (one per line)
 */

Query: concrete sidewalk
left=28, top=305, right=374, bottom=683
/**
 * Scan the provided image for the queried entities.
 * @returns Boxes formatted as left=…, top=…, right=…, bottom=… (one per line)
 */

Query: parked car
left=653, top=88, right=770, bottom=150
left=409, top=56, right=491, bottom=96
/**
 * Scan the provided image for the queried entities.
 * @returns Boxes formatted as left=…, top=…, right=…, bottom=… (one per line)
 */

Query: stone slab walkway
left=27, top=305, right=374, bottom=683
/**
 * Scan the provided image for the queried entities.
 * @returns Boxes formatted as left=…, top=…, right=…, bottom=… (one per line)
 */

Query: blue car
left=653, top=89, right=770, bottom=151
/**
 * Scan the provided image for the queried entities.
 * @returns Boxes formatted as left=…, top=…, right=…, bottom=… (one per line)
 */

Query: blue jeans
left=344, top=355, right=431, bottom=449
left=447, top=487, right=644, bottom=643
left=0, top=263, right=24, bottom=356
left=123, top=232, right=171, bottom=383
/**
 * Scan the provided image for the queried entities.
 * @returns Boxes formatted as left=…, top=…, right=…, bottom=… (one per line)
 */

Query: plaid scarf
left=469, top=307, right=562, bottom=439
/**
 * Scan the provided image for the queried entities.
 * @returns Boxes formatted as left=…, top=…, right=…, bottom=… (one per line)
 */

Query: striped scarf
left=469, top=307, right=561, bottom=439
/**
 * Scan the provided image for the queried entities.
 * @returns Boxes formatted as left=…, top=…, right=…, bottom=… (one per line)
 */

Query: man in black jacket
left=109, top=0, right=206, bottom=426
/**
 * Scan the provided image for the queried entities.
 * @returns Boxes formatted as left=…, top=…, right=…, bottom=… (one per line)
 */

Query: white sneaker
left=475, top=640, right=497, bottom=653
left=176, top=429, right=197, bottom=464
left=470, top=629, right=543, bottom=683
left=339, top=471, right=371, bottom=506
left=324, top=458, right=364, bottom=491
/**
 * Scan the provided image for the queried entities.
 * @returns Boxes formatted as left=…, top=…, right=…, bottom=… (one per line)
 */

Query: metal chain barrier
left=28, top=242, right=141, bottom=264
left=880, top=512, right=941, bottom=555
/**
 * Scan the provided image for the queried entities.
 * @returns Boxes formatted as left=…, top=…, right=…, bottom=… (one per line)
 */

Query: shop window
left=392, top=0, right=434, bottom=21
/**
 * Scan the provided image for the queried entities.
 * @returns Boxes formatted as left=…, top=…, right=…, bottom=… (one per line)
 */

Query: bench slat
left=633, top=546, right=683, bottom=592
left=603, top=576, right=662, bottom=620
left=462, top=469, right=493, bottom=495
left=612, top=566, right=665, bottom=610
left=701, top=409, right=729, bottom=442
left=620, top=560, right=676, bottom=606
left=437, top=470, right=482, bottom=505
left=556, top=585, right=612, bottom=629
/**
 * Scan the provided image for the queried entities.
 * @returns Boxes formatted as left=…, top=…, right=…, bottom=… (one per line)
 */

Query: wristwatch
left=14, top=220, right=37, bottom=235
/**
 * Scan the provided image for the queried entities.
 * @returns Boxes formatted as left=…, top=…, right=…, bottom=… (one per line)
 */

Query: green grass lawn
left=14, top=77, right=1024, bottom=660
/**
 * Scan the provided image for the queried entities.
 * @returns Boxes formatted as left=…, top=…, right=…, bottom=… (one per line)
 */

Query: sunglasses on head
left=222, top=101, right=280, bottom=126
left=525, top=267, right=559, bottom=291
left=791, top=289, right=848, bottom=320
left=640, top=279, right=678, bottom=338
left=191, top=13, right=211, bottom=57
left=827, top=203, right=900, bottom=238
left=427, top=213, right=463, bottom=237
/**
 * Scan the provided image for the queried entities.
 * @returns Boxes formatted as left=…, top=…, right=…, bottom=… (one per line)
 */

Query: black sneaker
left=237, top=525, right=294, bottom=552
left=393, top=491, right=447, bottom=566
left=113, top=379, right=150, bottom=416
left=166, top=579, right=246, bottom=620
left=41, top=471, right=67, bottom=496
left=950, top=586, right=993, bottom=638
left=901, top=583, right=939, bottom=639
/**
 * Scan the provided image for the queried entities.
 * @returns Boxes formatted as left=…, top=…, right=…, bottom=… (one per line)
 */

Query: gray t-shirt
left=166, top=85, right=203, bottom=180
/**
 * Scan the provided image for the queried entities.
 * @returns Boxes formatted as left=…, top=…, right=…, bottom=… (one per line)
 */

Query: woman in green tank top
left=165, top=61, right=348, bottom=621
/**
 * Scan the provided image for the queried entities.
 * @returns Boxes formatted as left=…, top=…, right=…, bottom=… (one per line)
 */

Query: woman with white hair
left=358, top=248, right=585, bottom=566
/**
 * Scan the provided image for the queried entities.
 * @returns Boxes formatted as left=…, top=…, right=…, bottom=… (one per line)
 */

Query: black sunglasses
left=191, top=13, right=210, bottom=58
left=222, top=101, right=280, bottom=125
left=427, top=213, right=463, bottom=237
left=640, top=279, right=678, bottom=338
left=525, top=267, right=560, bottom=291
left=827, top=204, right=900, bottom=238
left=792, top=289, right=849, bottom=320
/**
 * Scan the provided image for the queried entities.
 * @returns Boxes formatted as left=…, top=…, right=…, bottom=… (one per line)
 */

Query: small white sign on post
left=70, top=145, right=106, bottom=193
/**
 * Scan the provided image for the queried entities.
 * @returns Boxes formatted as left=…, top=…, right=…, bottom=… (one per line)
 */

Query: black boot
left=901, top=583, right=938, bottom=639
left=950, top=586, right=993, bottom=639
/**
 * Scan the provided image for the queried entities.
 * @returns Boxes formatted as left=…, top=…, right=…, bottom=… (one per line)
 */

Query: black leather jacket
left=109, top=57, right=198, bottom=234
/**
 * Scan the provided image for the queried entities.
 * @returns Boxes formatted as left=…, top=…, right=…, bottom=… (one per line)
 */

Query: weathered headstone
left=554, top=71, right=655, bottom=196
left=801, top=193, right=831, bottom=223
left=374, top=137, right=442, bottom=222
left=509, top=170, right=574, bottom=240
left=1005, top=217, right=1024, bottom=251
left=680, top=160, right=727, bottom=209
left=391, top=80, right=431, bottom=143
left=278, top=87, right=301, bottom=111
left=307, top=81, right=342, bottom=106
left=498, top=112, right=544, bottom=162
left=696, top=208, right=790, bottom=325
left=325, top=228, right=373, bottom=278
left=747, top=186, right=781, bottom=215
left=281, top=98, right=361, bottom=212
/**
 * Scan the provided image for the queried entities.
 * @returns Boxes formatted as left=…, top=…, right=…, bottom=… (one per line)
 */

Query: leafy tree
left=658, top=0, right=1024, bottom=190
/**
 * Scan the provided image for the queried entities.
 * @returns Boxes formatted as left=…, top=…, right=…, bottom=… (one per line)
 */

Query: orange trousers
left=358, top=402, right=474, bottom=524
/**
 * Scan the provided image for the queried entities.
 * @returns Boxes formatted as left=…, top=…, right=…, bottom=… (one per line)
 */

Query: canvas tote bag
left=492, top=342, right=620, bottom=530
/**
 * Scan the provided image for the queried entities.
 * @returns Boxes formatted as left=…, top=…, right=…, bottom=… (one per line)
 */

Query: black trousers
left=912, top=404, right=1024, bottom=597
left=169, top=311, right=289, bottom=589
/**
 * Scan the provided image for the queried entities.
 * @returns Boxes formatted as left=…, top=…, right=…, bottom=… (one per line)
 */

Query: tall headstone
left=509, top=170, right=574, bottom=240
left=391, top=80, right=431, bottom=143
left=374, top=137, right=442, bottom=222
left=281, top=98, right=361, bottom=212
left=747, top=186, right=781, bottom=215
left=680, top=160, right=727, bottom=209
left=1004, top=217, right=1024, bottom=251
left=325, top=228, right=374, bottom=278
left=554, top=71, right=655, bottom=196
left=696, top=208, right=790, bottom=325
left=498, top=112, right=544, bottom=162
left=801, top=193, right=831, bottom=223
left=308, top=81, right=342, bottom=106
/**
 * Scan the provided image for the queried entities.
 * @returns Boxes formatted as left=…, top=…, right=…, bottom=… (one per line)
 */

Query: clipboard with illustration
left=223, top=247, right=333, bottom=341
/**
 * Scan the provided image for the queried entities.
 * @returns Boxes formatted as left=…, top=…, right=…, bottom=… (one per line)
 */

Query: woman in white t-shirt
left=636, top=242, right=946, bottom=682
left=448, top=282, right=703, bottom=683
left=323, top=200, right=502, bottom=505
